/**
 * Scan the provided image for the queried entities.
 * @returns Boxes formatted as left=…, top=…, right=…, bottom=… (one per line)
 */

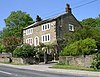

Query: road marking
left=0, top=70, right=12, bottom=75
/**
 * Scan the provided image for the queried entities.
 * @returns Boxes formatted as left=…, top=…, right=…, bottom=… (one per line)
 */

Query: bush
left=60, top=41, right=81, bottom=56
left=13, top=44, right=38, bottom=58
left=13, top=46, right=22, bottom=57
left=91, top=51, right=100, bottom=70
left=60, top=38, right=97, bottom=56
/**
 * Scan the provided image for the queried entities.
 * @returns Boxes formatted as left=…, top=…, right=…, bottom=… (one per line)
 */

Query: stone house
left=23, top=4, right=82, bottom=58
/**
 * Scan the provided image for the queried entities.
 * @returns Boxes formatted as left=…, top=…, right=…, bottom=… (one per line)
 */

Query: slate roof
left=23, top=12, right=67, bottom=30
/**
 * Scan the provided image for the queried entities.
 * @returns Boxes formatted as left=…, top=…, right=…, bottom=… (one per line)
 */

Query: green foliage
left=52, top=63, right=99, bottom=72
left=66, top=26, right=92, bottom=44
left=60, top=25, right=100, bottom=53
left=4, top=10, right=34, bottom=27
left=13, top=46, right=22, bottom=57
left=3, top=10, right=34, bottom=52
left=0, top=44, right=6, bottom=53
left=4, top=10, right=34, bottom=37
left=60, top=38, right=97, bottom=56
left=80, top=16, right=100, bottom=27
left=81, top=38, right=97, bottom=55
left=0, top=31, right=3, bottom=44
left=3, top=36, right=21, bottom=52
left=91, top=51, right=100, bottom=70
left=60, top=41, right=81, bottom=56
left=13, top=44, right=38, bottom=58
left=91, top=28, right=100, bottom=50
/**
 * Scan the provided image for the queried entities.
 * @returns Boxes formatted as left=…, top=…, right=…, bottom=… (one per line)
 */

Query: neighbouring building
left=23, top=4, right=82, bottom=59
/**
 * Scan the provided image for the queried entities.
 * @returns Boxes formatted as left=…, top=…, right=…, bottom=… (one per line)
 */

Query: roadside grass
left=50, top=63, right=100, bottom=72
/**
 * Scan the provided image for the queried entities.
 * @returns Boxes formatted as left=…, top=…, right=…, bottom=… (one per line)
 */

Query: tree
left=0, top=44, right=6, bottom=53
left=4, top=10, right=34, bottom=39
left=80, top=17, right=100, bottom=27
left=3, top=10, right=34, bottom=52
left=3, top=36, right=21, bottom=53
left=91, top=28, right=100, bottom=50
left=0, top=30, right=3, bottom=44
left=59, top=27, right=92, bottom=50
left=81, top=38, right=97, bottom=56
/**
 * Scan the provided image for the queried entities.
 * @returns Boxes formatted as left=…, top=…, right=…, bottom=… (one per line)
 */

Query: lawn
left=51, top=63, right=100, bottom=72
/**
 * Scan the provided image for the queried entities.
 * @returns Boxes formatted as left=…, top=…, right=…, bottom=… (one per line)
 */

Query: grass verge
left=50, top=63, right=100, bottom=72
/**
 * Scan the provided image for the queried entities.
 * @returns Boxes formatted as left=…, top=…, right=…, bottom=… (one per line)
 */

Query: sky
left=0, top=0, right=100, bottom=31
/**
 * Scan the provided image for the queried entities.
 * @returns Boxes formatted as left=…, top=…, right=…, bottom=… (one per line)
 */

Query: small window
left=69, top=24, right=74, bottom=31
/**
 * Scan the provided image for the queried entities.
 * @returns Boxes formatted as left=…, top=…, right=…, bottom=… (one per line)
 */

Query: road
left=0, top=65, right=86, bottom=77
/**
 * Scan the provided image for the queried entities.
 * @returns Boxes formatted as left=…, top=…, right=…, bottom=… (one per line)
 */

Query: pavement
left=0, top=62, right=100, bottom=77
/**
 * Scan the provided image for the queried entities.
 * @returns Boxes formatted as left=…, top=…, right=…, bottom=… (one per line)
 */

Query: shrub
left=91, top=51, right=100, bottom=70
left=60, top=38, right=97, bottom=56
left=13, top=44, right=38, bottom=58
left=13, top=46, right=22, bottom=57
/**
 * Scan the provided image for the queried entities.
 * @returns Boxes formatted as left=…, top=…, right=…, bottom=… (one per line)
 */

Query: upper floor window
left=42, top=34, right=50, bottom=43
left=26, top=28, right=33, bottom=35
left=69, top=24, right=74, bottom=31
left=42, top=23, right=50, bottom=31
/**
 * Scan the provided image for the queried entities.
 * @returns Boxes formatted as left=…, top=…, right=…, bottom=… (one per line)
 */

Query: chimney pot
left=66, top=3, right=72, bottom=13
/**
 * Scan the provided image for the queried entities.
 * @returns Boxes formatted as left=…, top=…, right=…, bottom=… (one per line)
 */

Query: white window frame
left=42, top=34, right=50, bottom=43
left=42, top=23, right=50, bottom=31
left=26, top=38, right=33, bottom=45
left=34, top=36, right=39, bottom=46
left=26, top=28, right=33, bottom=35
left=69, top=24, right=74, bottom=31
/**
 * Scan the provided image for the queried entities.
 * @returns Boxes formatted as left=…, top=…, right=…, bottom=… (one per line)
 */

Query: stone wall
left=12, top=58, right=35, bottom=64
left=0, top=58, right=10, bottom=63
left=12, top=58, right=24, bottom=64
left=0, top=58, right=35, bottom=64
left=59, top=55, right=93, bottom=67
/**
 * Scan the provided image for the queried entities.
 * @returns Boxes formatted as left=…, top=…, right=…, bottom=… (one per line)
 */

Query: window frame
left=26, top=28, right=33, bottom=35
left=69, top=24, right=74, bottom=31
left=42, top=23, right=50, bottom=31
left=42, top=34, right=50, bottom=43
left=26, top=38, right=33, bottom=45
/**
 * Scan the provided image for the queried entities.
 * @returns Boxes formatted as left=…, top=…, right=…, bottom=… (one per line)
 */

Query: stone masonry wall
left=0, top=58, right=10, bottom=63
left=59, top=55, right=93, bottom=67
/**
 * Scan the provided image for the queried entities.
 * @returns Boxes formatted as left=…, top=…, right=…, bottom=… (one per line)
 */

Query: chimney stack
left=66, top=4, right=72, bottom=13
left=36, top=15, right=42, bottom=22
